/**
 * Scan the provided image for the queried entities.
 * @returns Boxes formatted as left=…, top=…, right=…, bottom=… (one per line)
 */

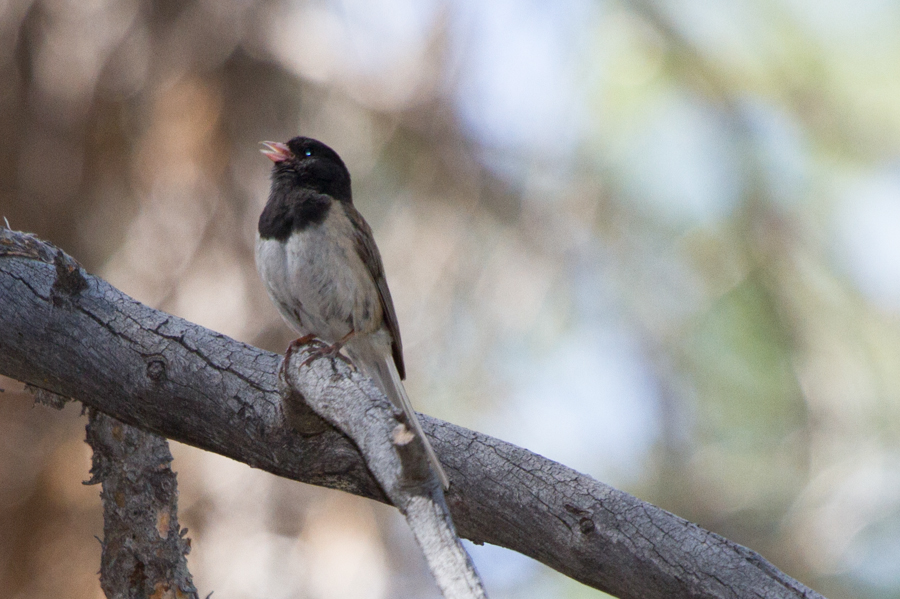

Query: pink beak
left=260, top=141, right=292, bottom=163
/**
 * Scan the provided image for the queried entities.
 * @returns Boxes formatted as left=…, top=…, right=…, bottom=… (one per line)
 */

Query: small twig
left=280, top=343, right=488, bottom=599
left=24, top=383, right=69, bottom=410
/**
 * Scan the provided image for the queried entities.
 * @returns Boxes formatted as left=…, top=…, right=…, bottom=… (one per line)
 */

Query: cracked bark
left=0, top=229, right=826, bottom=599
left=280, top=343, right=487, bottom=598
left=85, top=409, right=198, bottom=599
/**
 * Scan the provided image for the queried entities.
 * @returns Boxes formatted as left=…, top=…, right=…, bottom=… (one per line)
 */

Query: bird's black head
left=262, top=136, right=352, bottom=203
left=258, top=137, right=352, bottom=241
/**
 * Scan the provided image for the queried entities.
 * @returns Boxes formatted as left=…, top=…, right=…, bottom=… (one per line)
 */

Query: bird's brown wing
left=345, top=204, right=406, bottom=380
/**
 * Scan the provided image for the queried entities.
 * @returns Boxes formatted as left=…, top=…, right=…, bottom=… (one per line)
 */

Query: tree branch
left=0, top=229, right=825, bottom=599
left=281, top=342, right=487, bottom=598
left=85, top=409, right=198, bottom=598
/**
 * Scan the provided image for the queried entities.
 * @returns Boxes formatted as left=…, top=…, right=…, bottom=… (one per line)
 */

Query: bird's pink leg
left=284, top=333, right=318, bottom=361
left=300, top=329, right=356, bottom=369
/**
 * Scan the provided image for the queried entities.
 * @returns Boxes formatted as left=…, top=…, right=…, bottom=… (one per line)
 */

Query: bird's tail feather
left=366, top=354, right=450, bottom=489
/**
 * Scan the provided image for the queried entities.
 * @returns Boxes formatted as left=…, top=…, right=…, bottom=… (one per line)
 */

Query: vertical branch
left=85, top=409, right=198, bottom=599
left=280, top=344, right=488, bottom=599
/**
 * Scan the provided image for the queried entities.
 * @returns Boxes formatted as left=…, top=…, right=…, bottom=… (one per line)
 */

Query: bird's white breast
left=255, top=204, right=382, bottom=343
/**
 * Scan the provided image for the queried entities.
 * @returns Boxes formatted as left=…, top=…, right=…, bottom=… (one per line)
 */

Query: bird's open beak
left=260, top=141, right=292, bottom=163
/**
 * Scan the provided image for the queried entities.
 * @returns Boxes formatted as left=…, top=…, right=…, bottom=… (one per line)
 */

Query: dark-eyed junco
left=256, top=136, right=449, bottom=489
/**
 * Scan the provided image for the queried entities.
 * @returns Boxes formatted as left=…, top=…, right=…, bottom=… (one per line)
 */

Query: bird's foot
left=284, top=331, right=356, bottom=370
left=286, top=333, right=317, bottom=353
left=298, top=330, right=356, bottom=369
left=299, top=341, right=354, bottom=370
left=284, top=334, right=319, bottom=362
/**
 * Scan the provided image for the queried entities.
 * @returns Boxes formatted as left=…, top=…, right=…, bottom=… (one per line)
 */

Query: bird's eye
left=304, top=149, right=313, bottom=157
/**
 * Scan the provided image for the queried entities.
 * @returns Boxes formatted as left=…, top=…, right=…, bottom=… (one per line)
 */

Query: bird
left=255, top=136, right=450, bottom=490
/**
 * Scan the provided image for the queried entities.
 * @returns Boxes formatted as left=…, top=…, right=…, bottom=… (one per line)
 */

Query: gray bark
left=85, top=409, right=198, bottom=599
left=0, top=229, right=825, bottom=599
left=280, top=342, right=487, bottom=598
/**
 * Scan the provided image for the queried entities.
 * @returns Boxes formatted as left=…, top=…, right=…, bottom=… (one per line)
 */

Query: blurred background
left=1, top=0, right=899, bottom=597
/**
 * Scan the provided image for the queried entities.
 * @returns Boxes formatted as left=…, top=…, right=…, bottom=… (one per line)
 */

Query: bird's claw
left=299, top=342, right=354, bottom=369
left=284, top=330, right=356, bottom=370
left=284, top=334, right=319, bottom=362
